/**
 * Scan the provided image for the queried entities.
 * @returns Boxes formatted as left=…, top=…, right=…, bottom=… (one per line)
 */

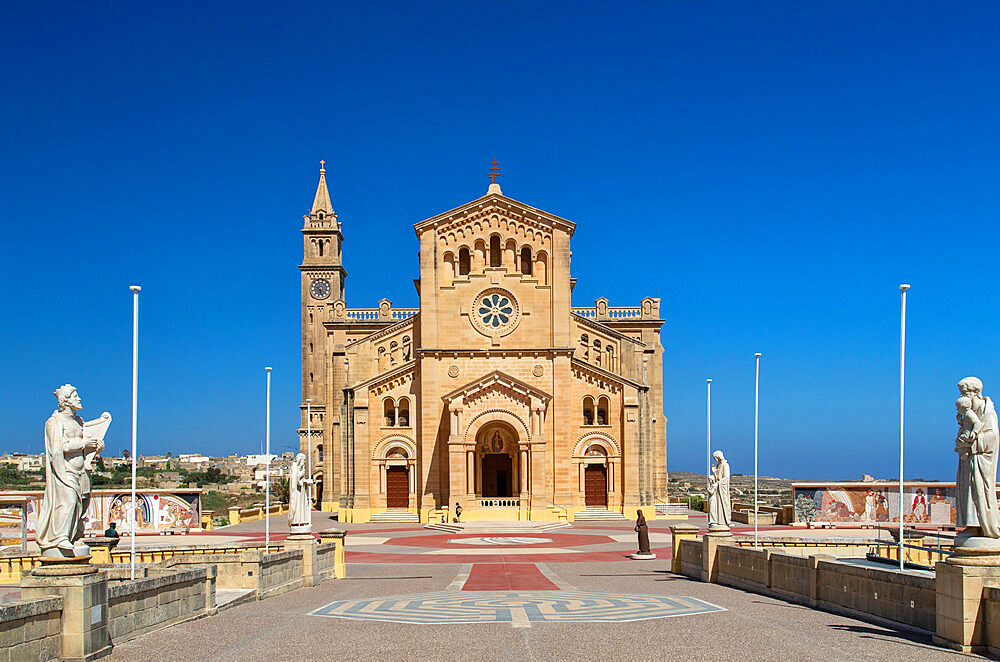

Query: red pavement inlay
left=462, top=563, right=559, bottom=591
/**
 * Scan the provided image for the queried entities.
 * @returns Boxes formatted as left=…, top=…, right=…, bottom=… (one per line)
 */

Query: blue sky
left=1, top=2, right=998, bottom=480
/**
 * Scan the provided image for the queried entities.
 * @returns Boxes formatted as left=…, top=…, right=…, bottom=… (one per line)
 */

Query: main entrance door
left=386, top=467, right=409, bottom=508
left=481, top=454, right=513, bottom=498
left=584, top=465, right=607, bottom=507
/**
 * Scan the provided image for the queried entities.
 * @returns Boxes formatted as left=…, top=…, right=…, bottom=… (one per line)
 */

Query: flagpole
left=306, top=398, right=312, bottom=506
left=899, top=284, right=909, bottom=570
left=265, top=367, right=272, bottom=554
left=129, top=285, right=140, bottom=580
left=706, top=379, right=712, bottom=493
left=754, top=353, right=761, bottom=549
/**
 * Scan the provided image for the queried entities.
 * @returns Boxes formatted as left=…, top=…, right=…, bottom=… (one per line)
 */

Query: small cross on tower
left=319, top=159, right=326, bottom=171
left=488, top=159, right=501, bottom=184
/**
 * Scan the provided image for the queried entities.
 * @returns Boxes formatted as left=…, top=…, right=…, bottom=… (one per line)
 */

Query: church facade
left=299, top=165, right=667, bottom=523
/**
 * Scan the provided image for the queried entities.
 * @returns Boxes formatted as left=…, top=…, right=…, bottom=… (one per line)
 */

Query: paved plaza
left=97, top=514, right=977, bottom=662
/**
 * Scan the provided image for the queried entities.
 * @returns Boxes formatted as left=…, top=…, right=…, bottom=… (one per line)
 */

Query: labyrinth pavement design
left=310, top=590, right=724, bottom=624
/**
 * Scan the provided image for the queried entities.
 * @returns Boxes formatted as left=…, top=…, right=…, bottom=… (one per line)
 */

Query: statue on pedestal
left=954, top=377, right=1000, bottom=548
left=707, top=450, right=731, bottom=531
left=37, top=385, right=111, bottom=558
left=288, top=452, right=313, bottom=533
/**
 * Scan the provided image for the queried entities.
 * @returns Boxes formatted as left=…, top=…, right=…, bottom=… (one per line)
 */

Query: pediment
left=413, top=192, right=575, bottom=237
left=442, top=370, right=552, bottom=406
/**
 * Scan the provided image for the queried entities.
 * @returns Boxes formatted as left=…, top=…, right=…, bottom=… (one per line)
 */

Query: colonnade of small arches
left=579, top=333, right=617, bottom=372
left=382, top=397, right=411, bottom=428
left=582, top=395, right=610, bottom=426
left=440, top=234, right=549, bottom=286
left=376, top=336, right=412, bottom=371
left=309, top=237, right=338, bottom=258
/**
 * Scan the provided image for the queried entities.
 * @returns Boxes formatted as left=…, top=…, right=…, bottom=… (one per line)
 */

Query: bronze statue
left=635, top=510, right=650, bottom=555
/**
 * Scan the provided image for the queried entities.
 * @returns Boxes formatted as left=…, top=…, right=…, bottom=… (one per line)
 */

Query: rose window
left=479, top=293, right=513, bottom=328
left=470, top=288, right=520, bottom=338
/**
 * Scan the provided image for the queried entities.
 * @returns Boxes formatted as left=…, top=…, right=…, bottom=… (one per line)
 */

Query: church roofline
left=412, top=191, right=576, bottom=236
left=570, top=357, right=646, bottom=391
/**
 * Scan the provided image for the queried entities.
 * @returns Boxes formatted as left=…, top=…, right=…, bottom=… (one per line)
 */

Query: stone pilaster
left=283, top=533, right=317, bottom=587
left=701, top=529, right=733, bottom=583
left=935, top=549, right=1000, bottom=652
left=21, top=564, right=110, bottom=661
left=669, top=524, right=699, bottom=574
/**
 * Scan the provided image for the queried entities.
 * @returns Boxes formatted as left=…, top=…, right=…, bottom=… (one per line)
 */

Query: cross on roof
left=320, top=159, right=326, bottom=171
left=488, top=159, right=501, bottom=184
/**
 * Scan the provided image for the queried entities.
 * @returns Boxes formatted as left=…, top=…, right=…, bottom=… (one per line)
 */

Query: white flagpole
left=265, top=367, right=272, bottom=554
left=706, top=379, right=712, bottom=493
left=899, top=284, right=910, bottom=570
left=306, top=398, right=312, bottom=506
left=129, top=285, right=140, bottom=580
left=754, top=353, right=761, bottom=549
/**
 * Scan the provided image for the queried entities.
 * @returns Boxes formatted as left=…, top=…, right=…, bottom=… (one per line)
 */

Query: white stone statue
left=288, top=452, right=313, bottom=532
left=37, top=385, right=111, bottom=558
left=707, top=450, right=731, bottom=531
left=954, top=377, right=1000, bottom=544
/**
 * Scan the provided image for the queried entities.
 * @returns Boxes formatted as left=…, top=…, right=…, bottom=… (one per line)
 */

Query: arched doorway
left=584, top=465, right=607, bottom=506
left=476, top=424, right=519, bottom=500
left=386, top=466, right=409, bottom=508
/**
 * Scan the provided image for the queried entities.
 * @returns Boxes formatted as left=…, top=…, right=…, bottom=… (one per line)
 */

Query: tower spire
left=311, top=160, right=334, bottom=215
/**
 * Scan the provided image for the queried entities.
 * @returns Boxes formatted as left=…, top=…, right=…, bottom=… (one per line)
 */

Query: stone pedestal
left=83, top=538, right=119, bottom=565
left=701, top=528, right=732, bottom=583
left=630, top=553, right=656, bottom=560
left=669, top=524, right=699, bottom=574
left=21, top=561, right=110, bottom=661
left=318, top=529, right=347, bottom=579
left=934, top=546, right=1000, bottom=653
left=283, top=533, right=317, bottom=587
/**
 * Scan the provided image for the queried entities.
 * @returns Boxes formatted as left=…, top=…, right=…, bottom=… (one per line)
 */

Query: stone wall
left=107, top=566, right=210, bottom=644
left=769, top=552, right=815, bottom=604
left=717, top=545, right=769, bottom=592
left=815, top=559, right=935, bottom=632
left=314, top=542, right=339, bottom=582
left=678, top=538, right=702, bottom=579
left=0, top=596, right=62, bottom=662
left=982, top=586, right=1000, bottom=657
left=258, top=549, right=304, bottom=599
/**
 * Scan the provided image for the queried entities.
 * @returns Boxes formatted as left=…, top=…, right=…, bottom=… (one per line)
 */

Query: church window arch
left=402, top=336, right=411, bottom=361
left=318, top=240, right=325, bottom=257
left=597, top=396, right=610, bottom=426
left=593, top=339, right=602, bottom=367
left=458, top=247, right=471, bottom=275
left=534, top=250, right=548, bottom=285
left=473, top=240, right=487, bottom=272
left=504, top=239, right=517, bottom=270
left=389, top=341, right=398, bottom=365
left=583, top=396, right=595, bottom=426
left=397, top=397, right=410, bottom=427
left=520, top=246, right=533, bottom=275
left=489, top=235, right=501, bottom=267
left=309, top=312, right=313, bottom=324
left=442, top=252, right=455, bottom=286
left=309, top=372, right=314, bottom=384
left=309, top=343, right=313, bottom=353
left=606, top=345, right=615, bottom=372
left=383, top=398, right=396, bottom=427
left=377, top=346, right=386, bottom=371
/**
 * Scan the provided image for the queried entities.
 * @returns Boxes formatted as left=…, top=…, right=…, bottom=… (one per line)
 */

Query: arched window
left=534, top=250, right=548, bottom=285
left=309, top=313, right=313, bottom=324
left=520, top=246, right=532, bottom=275
left=458, top=247, right=471, bottom=275
left=398, top=397, right=410, bottom=427
left=377, top=346, right=386, bottom=371
left=317, top=211, right=325, bottom=220
left=597, top=396, right=610, bottom=426
left=317, top=444, right=323, bottom=462
left=606, top=345, right=615, bottom=372
left=474, top=240, right=487, bottom=271
left=504, top=239, right=517, bottom=269
left=309, top=372, right=314, bottom=384
left=402, top=336, right=411, bottom=361
left=318, top=240, right=324, bottom=257
left=489, top=235, right=501, bottom=267
left=580, top=334, right=589, bottom=361
left=383, top=398, right=396, bottom=427
left=442, top=252, right=455, bottom=286
left=583, top=396, right=595, bottom=426
left=593, top=339, right=602, bottom=367
left=309, top=343, right=313, bottom=353
left=389, top=341, right=398, bottom=365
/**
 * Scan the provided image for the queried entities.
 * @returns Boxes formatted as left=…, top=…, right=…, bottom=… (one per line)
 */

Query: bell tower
left=299, top=161, right=346, bottom=505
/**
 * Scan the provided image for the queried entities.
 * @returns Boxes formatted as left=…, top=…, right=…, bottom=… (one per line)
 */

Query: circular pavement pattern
left=446, top=536, right=553, bottom=545
left=311, top=590, right=725, bottom=624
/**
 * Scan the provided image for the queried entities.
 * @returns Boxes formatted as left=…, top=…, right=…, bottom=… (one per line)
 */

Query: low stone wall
left=676, top=538, right=938, bottom=634
left=731, top=536, right=874, bottom=558
left=162, top=547, right=303, bottom=598
left=982, top=586, right=1000, bottom=657
left=107, top=565, right=211, bottom=644
left=717, top=545, right=770, bottom=592
left=258, top=549, right=303, bottom=599
left=0, top=596, right=62, bottom=661
left=314, top=542, right=339, bottom=582
left=679, top=538, right=702, bottom=579
left=815, top=559, right=935, bottom=632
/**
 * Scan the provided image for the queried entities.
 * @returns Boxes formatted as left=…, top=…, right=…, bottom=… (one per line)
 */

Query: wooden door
left=584, top=465, right=607, bottom=507
left=386, top=467, right=409, bottom=508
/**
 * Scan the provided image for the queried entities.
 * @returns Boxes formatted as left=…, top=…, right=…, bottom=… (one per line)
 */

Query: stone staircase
left=424, top=520, right=571, bottom=533
left=368, top=509, right=420, bottom=524
left=573, top=507, right=631, bottom=522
